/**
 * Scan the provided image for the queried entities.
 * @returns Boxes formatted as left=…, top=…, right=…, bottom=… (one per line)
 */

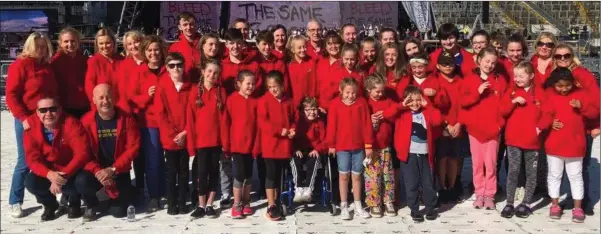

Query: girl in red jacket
left=258, top=71, right=298, bottom=221
left=543, top=68, right=599, bottom=223
left=360, top=37, right=377, bottom=73
left=85, top=28, right=123, bottom=107
left=316, top=32, right=344, bottom=111
left=255, top=30, right=290, bottom=98
left=222, top=70, right=258, bottom=219
left=323, top=44, right=366, bottom=108
left=370, top=43, right=408, bottom=102
left=287, top=35, right=317, bottom=107
left=326, top=78, right=374, bottom=220
left=460, top=47, right=507, bottom=210
left=396, top=54, right=449, bottom=110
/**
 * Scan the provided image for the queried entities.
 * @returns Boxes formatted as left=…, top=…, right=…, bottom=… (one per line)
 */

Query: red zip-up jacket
left=497, top=56, right=516, bottom=82
left=154, top=76, right=193, bottom=151
left=257, top=53, right=290, bottom=96
left=367, top=97, right=395, bottom=150
left=169, top=33, right=201, bottom=76
left=127, top=64, right=167, bottom=128
left=396, top=74, right=450, bottom=110
left=360, top=60, right=375, bottom=74
left=572, top=66, right=601, bottom=132
left=323, top=67, right=366, bottom=110
left=115, top=56, right=143, bottom=113
left=368, top=66, right=403, bottom=102
left=544, top=89, right=599, bottom=157
left=428, top=47, right=477, bottom=77
left=50, top=50, right=89, bottom=111
left=272, top=49, right=286, bottom=60
left=81, top=110, right=139, bottom=174
left=306, top=40, right=324, bottom=61
left=437, top=73, right=463, bottom=126
left=460, top=72, right=508, bottom=142
left=500, top=86, right=551, bottom=150
left=294, top=117, right=326, bottom=153
left=531, top=55, right=554, bottom=88
left=257, top=94, right=298, bottom=159
left=24, top=114, right=91, bottom=178
left=326, top=98, right=374, bottom=151
left=84, top=53, right=124, bottom=105
left=186, top=85, right=227, bottom=156
left=288, top=57, right=318, bottom=107
left=222, top=92, right=258, bottom=155
left=315, top=58, right=342, bottom=109
left=220, top=54, right=261, bottom=96
left=6, top=57, right=58, bottom=121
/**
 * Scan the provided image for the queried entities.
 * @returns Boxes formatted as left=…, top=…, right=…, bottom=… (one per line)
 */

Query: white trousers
left=546, top=155, right=584, bottom=200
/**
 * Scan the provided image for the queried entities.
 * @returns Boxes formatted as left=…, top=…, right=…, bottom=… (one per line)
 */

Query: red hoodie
left=84, top=53, right=124, bottom=106
left=369, top=66, right=403, bottom=102
left=24, top=114, right=91, bottom=178
left=497, top=56, right=517, bottom=82
left=437, top=73, right=464, bottom=126
left=315, top=58, right=342, bottom=109
left=326, top=98, right=374, bottom=151
left=220, top=53, right=261, bottom=96
left=169, top=33, right=201, bottom=76
left=428, top=47, right=477, bottom=77
left=272, top=49, right=286, bottom=60
left=6, top=57, right=58, bottom=121
left=306, top=40, right=324, bottom=61
left=544, top=89, right=599, bottom=157
left=257, top=53, right=290, bottom=96
left=81, top=110, right=139, bottom=174
left=500, top=86, right=551, bottom=150
left=396, top=74, right=450, bottom=110
left=288, top=57, right=318, bottom=107
left=186, top=85, right=227, bottom=156
left=127, top=64, right=167, bottom=128
left=154, top=76, right=193, bottom=151
left=294, top=117, right=326, bottom=153
left=531, top=55, right=554, bottom=88
left=257, top=94, right=298, bottom=159
left=50, top=50, right=89, bottom=111
left=115, top=56, right=144, bottom=112
left=460, top=72, right=508, bottom=142
left=367, top=97, right=396, bottom=150
left=572, top=66, right=601, bottom=132
left=222, top=92, right=258, bottom=155
left=322, top=67, right=366, bottom=110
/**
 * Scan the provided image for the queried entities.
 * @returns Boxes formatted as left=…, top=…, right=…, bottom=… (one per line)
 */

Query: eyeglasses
left=536, top=42, right=555, bottom=48
left=307, top=28, right=321, bottom=33
left=167, top=63, right=184, bottom=69
left=553, top=53, right=572, bottom=60
left=37, top=106, right=58, bottom=114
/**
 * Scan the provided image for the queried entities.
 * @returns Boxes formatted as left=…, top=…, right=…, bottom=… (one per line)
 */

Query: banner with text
left=340, top=2, right=398, bottom=28
left=160, top=2, right=221, bottom=40
left=229, top=2, right=341, bottom=30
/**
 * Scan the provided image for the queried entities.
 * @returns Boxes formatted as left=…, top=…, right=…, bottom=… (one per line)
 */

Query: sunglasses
left=38, top=106, right=58, bottom=114
left=536, top=42, right=555, bottom=48
left=553, top=53, right=572, bottom=60
left=167, top=63, right=184, bottom=69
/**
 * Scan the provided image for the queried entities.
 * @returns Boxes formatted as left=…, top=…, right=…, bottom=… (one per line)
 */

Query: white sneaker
left=10, top=204, right=23, bottom=218
left=294, top=188, right=304, bottom=203
left=354, top=206, right=372, bottom=219
left=340, top=205, right=352, bottom=220
left=384, top=202, right=397, bottom=217
left=301, top=187, right=313, bottom=202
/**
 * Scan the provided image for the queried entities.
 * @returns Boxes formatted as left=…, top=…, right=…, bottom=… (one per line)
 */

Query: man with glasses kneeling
left=24, top=97, right=96, bottom=222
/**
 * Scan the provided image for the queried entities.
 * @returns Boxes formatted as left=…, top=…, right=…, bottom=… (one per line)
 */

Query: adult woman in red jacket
left=6, top=32, right=58, bottom=218
left=84, top=28, right=124, bottom=108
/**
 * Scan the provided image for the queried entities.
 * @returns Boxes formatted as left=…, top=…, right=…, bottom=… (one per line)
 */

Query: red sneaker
left=231, top=204, right=243, bottom=219
left=243, top=203, right=253, bottom=216
left=549, top=204, right=562, bottom=220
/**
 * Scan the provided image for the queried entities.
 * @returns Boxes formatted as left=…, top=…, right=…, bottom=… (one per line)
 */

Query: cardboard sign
left=229, top=2, right=341, bottom=30
left=160, top=2, right=221, bottom=40
left=340, top=2, right=398, bottom=28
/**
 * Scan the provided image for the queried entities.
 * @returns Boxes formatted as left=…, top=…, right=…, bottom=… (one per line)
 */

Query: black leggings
left=232, top=153, right=254, bottom=188
left=196, top=147, right=221, bottom=196
left=165, top=149, right=189, bottom=206
left=264, top=158, right=287, bottom=189
left=291, top=151, right=319, bottom=189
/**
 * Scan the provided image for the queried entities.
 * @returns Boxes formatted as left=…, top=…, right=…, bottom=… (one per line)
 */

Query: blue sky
left=0, top=10, right=47, bottom=22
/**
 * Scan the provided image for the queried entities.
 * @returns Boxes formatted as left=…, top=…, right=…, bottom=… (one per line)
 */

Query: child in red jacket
left=359, top=37, right=377, bottom=73
left=326, top=78, right=374, bottom=220
left=221, top=28, right=261, bottom=96
left=460, top=47, right=507, bottom=210
left=543, top=68, right=599, bottom=223
left=257, top=71, right=298, bottom=221
left=222, top=70, right=258, bottom=219
left=396, top=54, right=449, bottom=110
left=255, top=30, right=290, bottom=97
left=154, top=52, right=193, bottom=215
left=323, top=44, right=366, bottom=109
left=292, top=97, right=325, bottom=203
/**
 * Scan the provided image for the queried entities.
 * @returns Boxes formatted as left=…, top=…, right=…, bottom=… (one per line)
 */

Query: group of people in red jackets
left=5, top=10, right=599, bottom=224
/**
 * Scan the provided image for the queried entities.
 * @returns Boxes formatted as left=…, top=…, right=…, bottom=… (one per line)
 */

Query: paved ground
left=1, top=111, right=600, bottom=234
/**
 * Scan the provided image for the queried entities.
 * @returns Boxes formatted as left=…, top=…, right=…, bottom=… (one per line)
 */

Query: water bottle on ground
left=127, top=205, right=136, bottom=222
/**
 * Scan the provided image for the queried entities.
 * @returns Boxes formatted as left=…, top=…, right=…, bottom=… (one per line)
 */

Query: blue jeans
left=9, top=118, right=28, bottom=205
left=336, top=150, right=365, bottom=174
left=140, top=128, right=166, bottom=199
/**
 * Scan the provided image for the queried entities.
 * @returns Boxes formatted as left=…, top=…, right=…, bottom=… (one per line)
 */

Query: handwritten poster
left=340, top=2, right=398, bottom=28
left=160, top=2, right=221, bottom=40
left=229, top=2, right=341, bottom=30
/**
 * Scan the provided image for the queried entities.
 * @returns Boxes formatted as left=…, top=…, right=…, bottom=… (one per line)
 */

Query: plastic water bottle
left=127, top=205, right=136, bottom=222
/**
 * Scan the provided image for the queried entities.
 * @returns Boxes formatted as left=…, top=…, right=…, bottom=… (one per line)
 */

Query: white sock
left=341, top=201, right=348, bottom=208
left=354, top=201, right=363, bottom=210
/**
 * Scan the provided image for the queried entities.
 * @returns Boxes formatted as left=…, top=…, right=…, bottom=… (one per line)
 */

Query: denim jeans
left=9, top=118, right=28, bottom=205
left=140, top=128, right=166, bottom=199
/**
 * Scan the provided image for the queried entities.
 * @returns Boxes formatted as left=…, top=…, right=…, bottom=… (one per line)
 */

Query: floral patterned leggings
left=364, top=148, right=395, bottom=207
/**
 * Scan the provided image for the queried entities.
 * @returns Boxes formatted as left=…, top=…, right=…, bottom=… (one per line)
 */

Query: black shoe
left=67, top=206, right=82, bottom=219
left=56, top=205, right=68, bottom=217
left=410, top=211, right=424, bottom=223
left=438, top=190, right=448, bottom=204
left=500, top=205, right=515, bottom=218
left=425, top=210, right=438, bottom=220
left=147, top=199, right=160, bottom=213
left=167, top=205, right=179, bottom=215
left=179, top=204, right=189, bottom=214
left=41, top=203, right=59, bottom=221
left=108, top=205, right=126, bottom=218
left=82, top=207, right=96, bottom=222
left=584, top=207, right=595, bottom=216
left=190, top=207, right=206, bottom=219
left=514, top=204, right=532, bottom=218
left=205, top=206, right=218, bottom=218
left=265, top=205, right=281, bottom=221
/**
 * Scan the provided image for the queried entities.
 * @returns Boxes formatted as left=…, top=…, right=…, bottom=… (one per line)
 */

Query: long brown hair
left=196, top=61, right=223, bottom=110
left=375, top=43, right=407, bottom=84
left=197, top=33, right=221, bottom=67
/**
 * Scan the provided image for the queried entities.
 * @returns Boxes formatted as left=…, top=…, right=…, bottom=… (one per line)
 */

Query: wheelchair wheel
left=329, top=203, right=338, bottom=216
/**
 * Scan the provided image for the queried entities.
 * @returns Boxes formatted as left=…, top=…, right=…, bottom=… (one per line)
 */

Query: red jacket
left=186, top=85, right=227, bottom=155
left=367, top=97, right=395, bottom=150
left=294, top=117, right=326, bottom=153
left=315, top=58, right=342, bottom=109
left=500, top=86, right=551, bottom=150
left=257, top=94, right=298, bottom=159
left=396, top=74, right=450, bottom=110
left=272, top=49, right=286, bottom=60
left=288, top=57, right=318, bottom=107
left=460, top=72, right=508, bottom=142
left=169, top=33, right=201, bottom=76
left=84, top=53, right=124, bottom=106
left=384, top=105, right=442, bottom=168
left=220, top=54, right=261, bottom=96
left=544, top=89, right=599, bottom=157
left=428, top=47, right=477, bottom=77
left=437, top=73, right=464, bottom=126
left=50, top=51, right=89, bottom=111
left=6, top=57, right=58, bottom=121
left=24, top=114, right=91, bottom=178
left=360, top=60, right=375, bottom=74
left=326, top=98, right=374, bottom=151
left=154, top=77, right=193, bottom=150
left=572, top=66, right=601, bottom=131
left=115, top=56, right=144, bottom=113
left=257, top=54, right=290, bottom=96
left=127, top=65, right=166, bottom=128
left=531, top=55, right=554, bottom=88
left=222, top=92, right=258, bottom=155
left=368, top=66, right=403, bottom=102
left=323, top=67, right=366, bottom=110
left=81, top=110, right=139, bottom=174
left=497, top=56, right=516, bottom=82
left=306, top=40, right=324, bottom=61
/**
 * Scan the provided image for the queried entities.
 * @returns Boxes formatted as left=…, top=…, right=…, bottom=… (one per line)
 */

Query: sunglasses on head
left=553, top=53, right=572, bottom=60
left=38, top=106, right=58, bottom=114
left=167, top=62, right=183, bottom=69
left=536, top=41, right=555, bottom=48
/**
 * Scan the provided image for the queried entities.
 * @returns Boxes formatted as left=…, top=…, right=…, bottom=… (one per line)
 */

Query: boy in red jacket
left=221, top=28, right=261, bottom=96
left=255, top=30, right=290, bottom=97
left=428, top=23, right=476, bottom=77
left=168, top=11, right=201, bottom=77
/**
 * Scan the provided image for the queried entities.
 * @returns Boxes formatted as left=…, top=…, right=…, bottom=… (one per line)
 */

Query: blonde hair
left=122, top=30, right=144, bottom=56
left=513, top=61, right=535, bottom=75
left=552, top=43, right=581, bottom=70
left=364, top=73, right=386, bottom=91
left=535, top=32, right=558, bottom=56
left=58, top=27, right=82, bottom=44
left=94, top=28, right=117, bottom=54
left=19, top=32, right=53, bottom=63
left=286, top=35, right=307, bottom=60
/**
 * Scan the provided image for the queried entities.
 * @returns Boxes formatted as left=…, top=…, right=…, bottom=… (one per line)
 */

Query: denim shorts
left=336, top=150, right=365, bottom=174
